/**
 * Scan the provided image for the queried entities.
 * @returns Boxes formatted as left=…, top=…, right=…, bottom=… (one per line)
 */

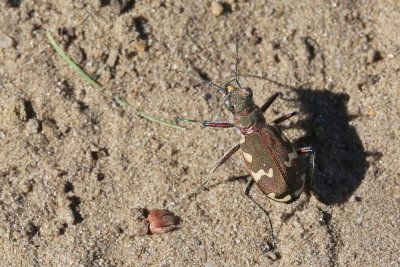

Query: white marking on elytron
left=251, top=169, right=265, bottom=182
left=240, top=137, right=245, bottom=144
left=242, top=151, right=253, bottom=163
left=267, top=193, right=292, bottom=202
left=294, top=174, right=306, bottom=196
left=251, top=169, right=273, bottom=182
left=284, top=151, right=298, bottom=167
left=281, top=133, right=288, bottom=142
left=266, top=168, right=273, bottom=178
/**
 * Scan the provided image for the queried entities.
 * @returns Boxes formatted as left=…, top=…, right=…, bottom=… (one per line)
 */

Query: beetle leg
left=187, top=143, right=241, bottom=199
left=297, top=147, right=316, bottom=188
left=260, top=92, right=281, bottom=113
left=175, top=118, right=235, bottom=128
left=245, top=179, right=276, bottom=249
left=272, top=111, right=298, bottom=125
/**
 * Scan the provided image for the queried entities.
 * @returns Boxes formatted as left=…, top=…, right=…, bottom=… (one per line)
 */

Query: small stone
left=0, top=131, right=5, bottom=139
left=211, top=1, right=224, bottom=16
left=15, top=99, right=28, bottom=121
left=58, top=206, right=75, bottom=225
left=26, top=119, right=40, bottom=134
left=205, top=262, right=217, bottom=267
left=68, top=45, right=85, bottom=64
left=368, top=110, right=376, bottom=117
left=0, top=33, right=14, bottom=48
left=107, top=47, right=119, bottom=67
left=130, top=89, right=139, bottom=98
left=266, top=251, right=280, bottom=261
left=192, top=238, right=202, bottom=247
left=133, top=41, right=147, bottom=52
left=110, top=0, right=132, bottom=14
left=21, top=180, right=33, bottom=193
left=245, top=26, right=255, bottom=38
left=137, top=224, right=149, bottom=236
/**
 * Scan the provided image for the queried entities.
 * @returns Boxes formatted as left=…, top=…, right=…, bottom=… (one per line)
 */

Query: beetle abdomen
left=240, top=125, right=306, bottom=203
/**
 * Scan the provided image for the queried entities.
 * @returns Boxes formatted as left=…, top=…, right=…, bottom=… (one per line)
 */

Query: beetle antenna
left=234, top=33, right=242, bottom=89
left=177, top=70, right=227, bottom=95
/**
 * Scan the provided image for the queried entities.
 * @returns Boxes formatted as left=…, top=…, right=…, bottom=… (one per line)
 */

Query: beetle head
left=224, top=84, right=255, bottom=114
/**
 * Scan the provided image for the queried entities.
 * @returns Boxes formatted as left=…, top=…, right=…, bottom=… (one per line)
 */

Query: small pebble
left=110, top=0, right=132, bottom=14
left=58, top=206, right=75, bottom=225
left=68, top=45, right=85, bottom=64
left=130, top=89, right=139, bottom=98
left=0, top=33, right=14, bottom=48
left=266, top=251, right=280, bottom=261
left=368, top=110, right=376, bottom=116
left=211, top=1, right=224, bottom=16
left=133, top=41, right=147, bottom=52
left=107, top=47, right=119, bottom=67
left=192, top=238, right=202, bottom=247
left=21, top=180, right=33, bottom=193
left=26, top=119, right=40, bottom=134
left=0, top=131, right=5, bottom=139
left=205, top=262, right=217, bottom=267
left=15, top=99, right=28, bottom=121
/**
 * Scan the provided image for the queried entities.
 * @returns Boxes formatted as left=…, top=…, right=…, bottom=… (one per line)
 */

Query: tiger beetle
left=176, top=35, right=315, bottom=249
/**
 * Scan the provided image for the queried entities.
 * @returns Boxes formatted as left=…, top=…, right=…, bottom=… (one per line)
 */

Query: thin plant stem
left=47, top=31, right=185, bottom=130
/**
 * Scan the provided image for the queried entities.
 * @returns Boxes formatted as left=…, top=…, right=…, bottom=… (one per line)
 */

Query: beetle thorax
left=224, top=86, right=266, bottom=133
left=233, top=109, right=266, bottom=134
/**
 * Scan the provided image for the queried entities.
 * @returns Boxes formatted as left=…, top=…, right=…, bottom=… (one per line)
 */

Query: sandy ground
left=0, top=1, right=399, bottom=266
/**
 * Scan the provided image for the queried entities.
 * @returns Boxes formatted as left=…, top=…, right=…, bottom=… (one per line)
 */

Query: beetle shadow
left=290, top=88, right=368, bottom=205
left=244, top=72, right=371, bottom=205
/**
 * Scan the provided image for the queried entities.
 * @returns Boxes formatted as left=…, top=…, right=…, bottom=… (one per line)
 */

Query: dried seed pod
left=146, top=209, right=179, bottom=234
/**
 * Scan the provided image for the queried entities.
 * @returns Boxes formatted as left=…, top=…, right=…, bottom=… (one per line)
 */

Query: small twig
left=136, top=112, right=186, bottom=130
left=47, top=32, right=103, bottom=90
left=47, top=31, right=185, bottom=130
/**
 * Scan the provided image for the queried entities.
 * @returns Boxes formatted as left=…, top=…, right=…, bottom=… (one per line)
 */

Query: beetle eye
left=224, top=98, right=234, bottom=112
left=243, top=87, right=253, bottom=97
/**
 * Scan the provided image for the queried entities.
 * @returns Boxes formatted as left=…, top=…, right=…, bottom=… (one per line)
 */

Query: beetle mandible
left=176, top=35, right=315, bottom=248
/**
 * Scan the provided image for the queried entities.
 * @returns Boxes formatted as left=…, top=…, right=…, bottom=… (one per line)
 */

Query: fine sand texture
left=0, top=1, right=399, bottom=266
